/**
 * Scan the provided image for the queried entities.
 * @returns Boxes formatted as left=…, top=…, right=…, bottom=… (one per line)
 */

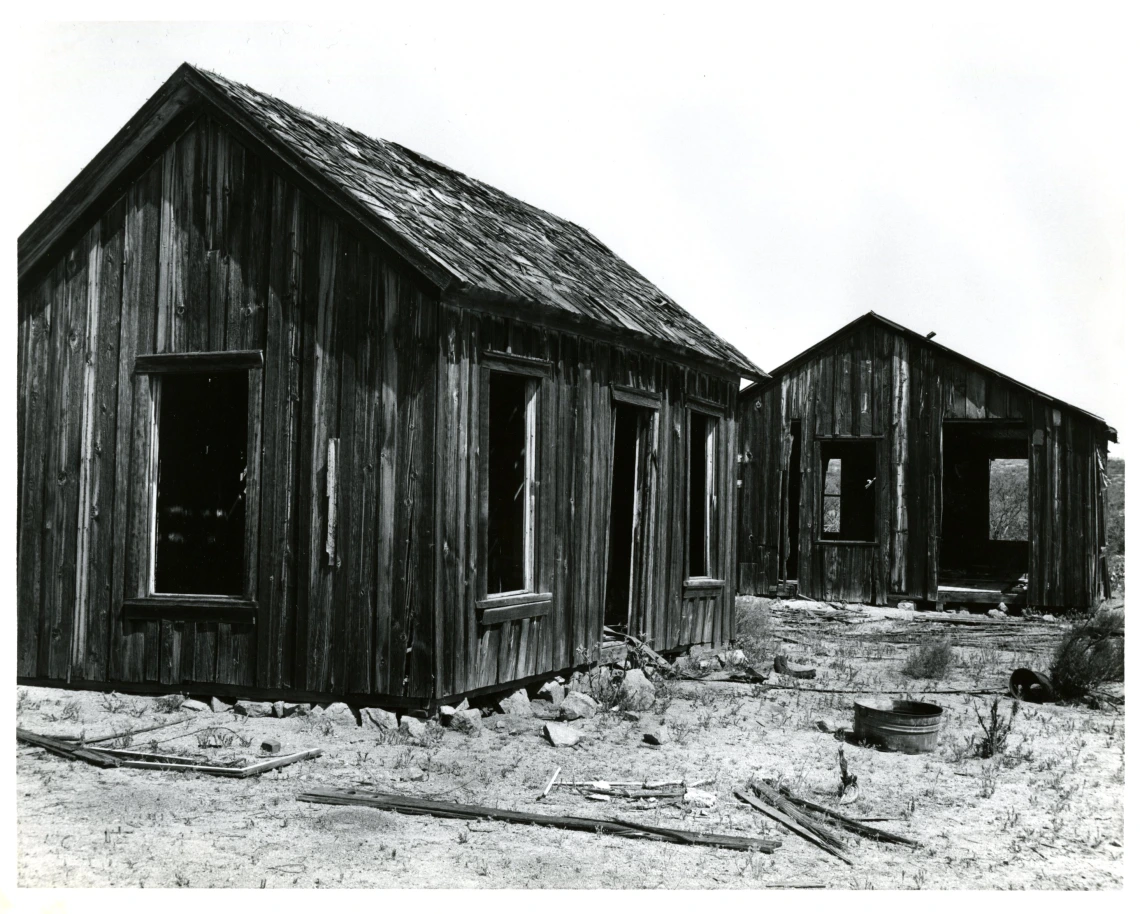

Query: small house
left=17, top=65, right=763, bottom=707
left=737, top=312, right=1115, bottom=610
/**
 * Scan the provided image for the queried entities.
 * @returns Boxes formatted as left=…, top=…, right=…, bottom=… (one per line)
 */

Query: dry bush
left=1051, top=606, right=1124, bottom=700
left=734, top=597, right=774, bottom=665
left=902, top=639, right=955, bottom=679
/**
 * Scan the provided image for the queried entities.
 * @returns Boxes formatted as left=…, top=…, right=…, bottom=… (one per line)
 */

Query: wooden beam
left=134, top=350, right=263, bottom=373
left=122, top=597, right=257, bottom=624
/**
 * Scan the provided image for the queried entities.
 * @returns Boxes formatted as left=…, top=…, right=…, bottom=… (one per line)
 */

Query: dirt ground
left=15, top=597, right=1124, bottom=889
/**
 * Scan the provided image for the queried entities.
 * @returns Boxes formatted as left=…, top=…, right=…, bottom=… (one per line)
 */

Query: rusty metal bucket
left=852, top=699, right=944, bottom=754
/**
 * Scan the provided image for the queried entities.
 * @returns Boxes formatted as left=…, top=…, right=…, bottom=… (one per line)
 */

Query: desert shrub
left=973, top=698, right=1019, bottom=759
left=902, top=639, right=955, bottom=679
left=1050, top=606, right=1124, bottom=700
left=733, top=596, right=774, bottom=665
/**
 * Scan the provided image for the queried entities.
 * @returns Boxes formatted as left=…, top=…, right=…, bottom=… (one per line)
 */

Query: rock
left=1042, top=613, right=1056, bottom=622
left=698, top=660, right=710, bottom=670
left=727, top=649, right=747, bottom=666
left=766, top=671, right=781, bottom=686
left=544, top=722, right=581, bottom=748
left=618, top=669, right=656, bottom=711
left=399, top=716, right=427, bottom=739
left=530, top=700, right=561, bottom=720
left=234, top=700, right=273, bottom=718
left=209, top=697, right=230, bottom=713
left=642, top=725, right=671, bottom=746
left=322, top=702, right=358, bottom=725
left=450, top=709, right=484, bottom=735
left=897, top=601, right=916, bottom=611
left=559, top=691, right=598, bottom=721
left=274, top=701, right=310, bottom=717
left=987, top=608, right=1008, bottom=619
left=537, top=680, right=565, bottom=706
left=402, top=766, right=426, bottom=782
left=814, top=718, right=836, bottom=733
left=260, top=738, right=282, bottom=754
left=497, top=688, right=533, bottom=717
left=362, top=707, right=399, bottom=731
left=621, top=710, right=641, bottom=723
left=683, top=788, right=717, bottom=808
left=688, top=644, right=711, bottom=659
left=181, top=699, right=210, bottom=712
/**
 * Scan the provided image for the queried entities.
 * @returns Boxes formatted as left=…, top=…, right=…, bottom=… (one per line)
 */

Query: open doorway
left=785, top=421, right=801, bottom=581
left=940, top=422, right=1029, bottom=598
left=605, top=403, right=657, bottom=632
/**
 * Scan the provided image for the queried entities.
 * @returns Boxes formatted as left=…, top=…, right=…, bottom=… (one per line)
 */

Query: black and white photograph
left=7, top=6, right=1131, bottom=895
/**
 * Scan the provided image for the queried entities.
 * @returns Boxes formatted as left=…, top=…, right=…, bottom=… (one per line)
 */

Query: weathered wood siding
left=434, top=303, right=739, bottom=700
left=737, top=321, right=1109, bottom=609
left=17, top=114, right=438, bottom=699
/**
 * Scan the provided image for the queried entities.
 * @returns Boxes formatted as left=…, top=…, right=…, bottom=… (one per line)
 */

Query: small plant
left=1050, top=606, right=1124, bottom=701
left=99, top=692, right=129, bottom=715
left=196, top=727, right=236, bottom=749
left=972, top=698, right=1020, bottom=759
left=901, top=639, right=955, bottom=679
left=154, top=694, right=185, bottom=714
left=59, top=699, right=81, bottom=722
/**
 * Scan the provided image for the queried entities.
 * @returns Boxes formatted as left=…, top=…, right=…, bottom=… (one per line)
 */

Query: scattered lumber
left=603, top=626, right=672, bottom=671
left=298, top=788, right=780, bottom=853
left=76, top=714, right=198, bottom=745
left=537, top=766, right=561, bottom=801
left=17, top=727, right=321, bottom=778
left=734, top=787, right=853, bottom=866
left=16, top=729, right=120, bottom=767
left=752, top=781, right=850, bottom=849
left=776, top=786, right=920, bottom=848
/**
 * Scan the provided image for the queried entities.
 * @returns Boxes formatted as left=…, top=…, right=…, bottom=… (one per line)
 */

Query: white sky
left=12, top=9, right=1132, bottom=452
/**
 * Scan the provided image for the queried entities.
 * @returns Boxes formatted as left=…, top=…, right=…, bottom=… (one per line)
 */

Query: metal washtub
left=852, top=699, right=944, bottom=753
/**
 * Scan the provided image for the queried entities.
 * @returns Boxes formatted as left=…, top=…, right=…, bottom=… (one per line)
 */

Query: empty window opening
left=818, top=440, right=876, bottom=542
left=989, top=458, right=1029, bottom=541
left=605, top=405, right=640, bottom=629
left=486, top=371, right=536, bottom=595
left=687, top=411, right=717, bottom=578
left=785, top=421, right=802, bottom=580
left=154, top=372, right=248, bottom=595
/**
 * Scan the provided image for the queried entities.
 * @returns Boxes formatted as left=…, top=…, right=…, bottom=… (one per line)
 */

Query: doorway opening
left=785, top=421, right=802, bottom=581
left=939, top=422, right=1029, bottom=600
left=604, top=403, right=657, bottom=632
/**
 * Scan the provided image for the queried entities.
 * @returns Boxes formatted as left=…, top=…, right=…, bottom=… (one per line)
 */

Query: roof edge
left=747, top=311, right=1114, bottom=434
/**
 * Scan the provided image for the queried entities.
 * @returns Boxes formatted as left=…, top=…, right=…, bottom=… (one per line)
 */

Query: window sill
left=122, top=596, right=257, bottom=625
left=477, top=591, right=553, bottom=625
left=815, top=539, right=878, bottom=546
left=683, top=577, right=724, bottom=598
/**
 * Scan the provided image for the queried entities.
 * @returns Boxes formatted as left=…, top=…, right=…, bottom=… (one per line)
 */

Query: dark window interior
left=487, top=372, right=528, bottom=594
left=154, top=372, right=248, bottom=595
left=818, top=439, right=876, bottom=541
left=688, top=411, right=712, bottom=577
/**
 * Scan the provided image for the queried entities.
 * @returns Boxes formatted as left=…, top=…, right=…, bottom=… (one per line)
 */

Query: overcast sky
left=14, top=10, right=1130, bottom=452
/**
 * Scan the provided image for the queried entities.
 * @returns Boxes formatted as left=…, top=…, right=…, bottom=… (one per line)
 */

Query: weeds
left=154, top=694, right=185, bottom=714
left=902, top=640, right=955, bottom=679
left=972, top=698, right=1020, bottom=759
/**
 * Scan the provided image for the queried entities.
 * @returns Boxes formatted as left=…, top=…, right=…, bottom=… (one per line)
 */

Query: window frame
left=684, top=399, right=724, bottom=586
left=122, top=350, right=263, bottom=623
left=814, top=435, right=880, bottom=545
left=475, top=351, right=553, bottom=624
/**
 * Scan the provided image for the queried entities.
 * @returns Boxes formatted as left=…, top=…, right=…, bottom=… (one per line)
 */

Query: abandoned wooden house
left=737, top=312, right=1116, bottom=611
left=17, top=65, right=765, bottom=706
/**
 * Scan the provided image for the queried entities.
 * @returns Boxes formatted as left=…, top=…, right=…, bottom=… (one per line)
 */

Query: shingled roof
left=19, top=64, right=763, bottom=380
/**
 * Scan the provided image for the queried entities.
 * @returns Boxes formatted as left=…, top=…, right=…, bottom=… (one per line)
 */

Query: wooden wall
left=737, top=320, right=1109, bottom=609
left=434, top=303, right=739, bottom=700
left=17, top=114, right=438, bottom=700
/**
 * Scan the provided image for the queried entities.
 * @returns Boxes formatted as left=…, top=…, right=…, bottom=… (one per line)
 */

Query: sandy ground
left=15, top=598, right=1124, bottom=889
